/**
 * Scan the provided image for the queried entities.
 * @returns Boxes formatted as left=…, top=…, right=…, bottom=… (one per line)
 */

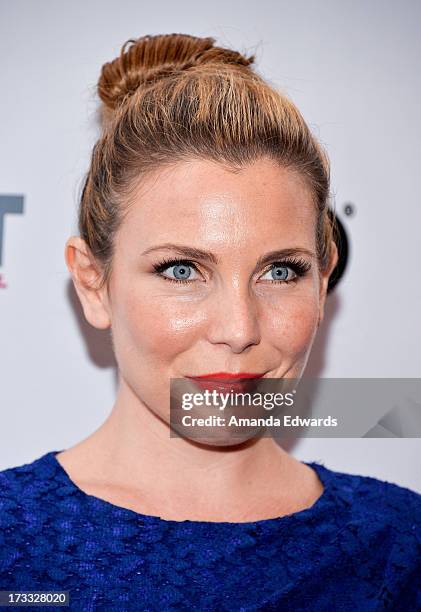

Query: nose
left=206, top=284, right=261, bottom=353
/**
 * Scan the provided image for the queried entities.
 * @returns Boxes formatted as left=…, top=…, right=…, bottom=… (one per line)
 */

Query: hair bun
left=97, top=33, right=255, bottom=111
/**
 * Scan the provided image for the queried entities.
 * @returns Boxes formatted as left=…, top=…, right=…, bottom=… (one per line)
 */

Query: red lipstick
left=189, top=372, right=265, bottom=380
left=186, top=372, right=265, bottom=394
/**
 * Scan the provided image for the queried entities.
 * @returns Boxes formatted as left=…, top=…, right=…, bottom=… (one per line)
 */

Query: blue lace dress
left=0, top=449, right=420, bottom=611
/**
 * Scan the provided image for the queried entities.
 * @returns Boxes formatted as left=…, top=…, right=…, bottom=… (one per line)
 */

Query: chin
left=171, top=425, right=264, bottom=448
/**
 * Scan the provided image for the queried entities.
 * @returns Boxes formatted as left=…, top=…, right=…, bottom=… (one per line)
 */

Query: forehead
left=120, top=157, right=317, bottom=252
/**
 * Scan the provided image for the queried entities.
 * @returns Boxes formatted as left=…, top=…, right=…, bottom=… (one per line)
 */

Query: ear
left=65, top=236, right=111, bottom=330
left=318, top=240, right=339, bottom=326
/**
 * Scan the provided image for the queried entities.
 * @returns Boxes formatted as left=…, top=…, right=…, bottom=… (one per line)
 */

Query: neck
left=62, top=376, right=316, bottom=520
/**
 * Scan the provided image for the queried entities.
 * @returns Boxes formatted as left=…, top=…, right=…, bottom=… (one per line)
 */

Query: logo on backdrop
left=0, top=195, right=25, bottom=289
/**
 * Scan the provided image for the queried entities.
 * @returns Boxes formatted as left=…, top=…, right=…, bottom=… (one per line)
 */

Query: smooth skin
left=59, top=156, right=338, bottom=522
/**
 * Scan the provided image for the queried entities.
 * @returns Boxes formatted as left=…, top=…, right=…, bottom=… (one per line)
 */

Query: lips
left=186, top=372, right=265, bottom=394
left=190, top=372, right=266, bottom=380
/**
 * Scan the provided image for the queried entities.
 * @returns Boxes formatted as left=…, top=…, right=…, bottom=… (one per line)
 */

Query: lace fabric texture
left=0, top=449, right=420, bottom=611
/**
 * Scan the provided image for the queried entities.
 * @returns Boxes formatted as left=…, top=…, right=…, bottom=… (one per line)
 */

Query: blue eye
left=152, top=259, right=200, bottom=284
left=260, top=264, right=296, bottom=283
left=168, top=263, right=195, bottom=281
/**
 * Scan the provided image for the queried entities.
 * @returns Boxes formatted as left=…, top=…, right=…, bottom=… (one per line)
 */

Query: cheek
left=265, top=292, right=319, bottom=356
left=112, top=289, right=203, bottom=366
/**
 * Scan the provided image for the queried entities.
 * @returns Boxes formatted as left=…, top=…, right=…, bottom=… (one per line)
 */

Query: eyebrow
left=141, top=243, right=316, bottom=267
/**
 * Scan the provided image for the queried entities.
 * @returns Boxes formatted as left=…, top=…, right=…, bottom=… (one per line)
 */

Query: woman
left=0, top=33, right=419, bottom=611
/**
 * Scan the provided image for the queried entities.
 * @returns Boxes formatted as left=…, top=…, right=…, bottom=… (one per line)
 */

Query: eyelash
left=152, top=257, right=311, bottom=285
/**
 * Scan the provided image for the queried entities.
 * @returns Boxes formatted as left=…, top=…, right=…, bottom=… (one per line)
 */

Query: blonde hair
left=79, top=33, right=336, bottom=292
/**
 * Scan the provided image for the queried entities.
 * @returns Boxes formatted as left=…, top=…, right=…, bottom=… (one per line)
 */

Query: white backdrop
left=1, top=0, right=420, bottom=491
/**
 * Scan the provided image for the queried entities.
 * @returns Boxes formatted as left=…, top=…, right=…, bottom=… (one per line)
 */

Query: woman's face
left=73, top=156, right=336, bottom=430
